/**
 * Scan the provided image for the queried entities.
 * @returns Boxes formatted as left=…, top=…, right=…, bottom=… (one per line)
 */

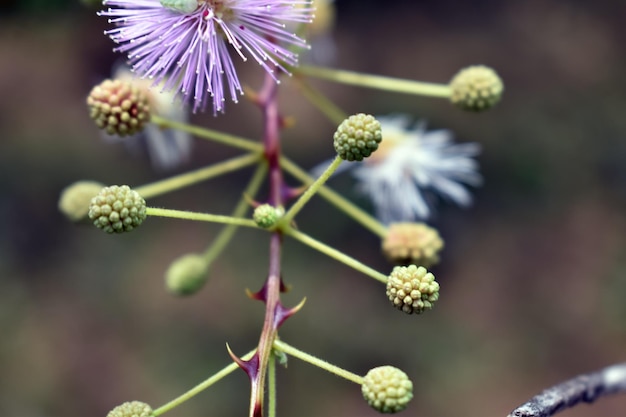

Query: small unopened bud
left=334, top=113, right=383, bottom=161
left=106, top=401, right=153, bottom=417
left=362, top=366, right=413, bottom=413
left=88, top=185, right=147, bottom=233
left=382, top=223, right=444, bottom=267
left=165, top=253, right=208, bottom=296
left=87, top=79, right=150, bottom=136
left=449, top=65, right=503, bottom=112
left=58, top=180, right=105, bottom=222
left=386, top=265, right=439, bottom=315
left=253, top=204, right=284, bottom=228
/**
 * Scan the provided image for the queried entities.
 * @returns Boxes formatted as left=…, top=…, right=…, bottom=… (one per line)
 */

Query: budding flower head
left=87, top=79, right=150, bottom=136
left=106, top=401, right=153, bottom=417
left=386, top=265, right=439, bottom=315
left=58, top=180, right=105, bottom=222
left=362, top=366, right=413, bottom=413
left=334, top=113, right=383, bottom=161
left=88, top=185, right=147, bottom=234
left=449, top=65, right=503, bottom=112
left=165, top=253, right=208, bottom=296
left=382, top=223, right=444, bottom=267
left=253, top=204, right=284, bottom=229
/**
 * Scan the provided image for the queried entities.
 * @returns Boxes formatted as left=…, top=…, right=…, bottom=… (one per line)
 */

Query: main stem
left=247, top=72, right=285, bottom=417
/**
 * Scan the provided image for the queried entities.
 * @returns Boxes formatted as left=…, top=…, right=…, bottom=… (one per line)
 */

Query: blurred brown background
left=2, top=0, right=626, bottom=416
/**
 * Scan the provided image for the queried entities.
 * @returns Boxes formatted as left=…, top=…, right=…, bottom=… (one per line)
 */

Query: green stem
left=146, top=207, right=259, bottom=228
left=202, top=162, right=268, bottom=264
left=284, top=227, right=388, bottom=284
left=280, top=157, right=388, bottom=238
left=135, top=153, right=262, bottom=199
left=279, top=156, right=343, bottom=227
left=153, top=349, right=256, bottom=416
left=293, top=77, right=347, bottom=126
left=273, top=339, right=364, bottom=385
left=268, top=351, right=277, bottom=417
left=296, top=65, right=452, bottom=98
left=151, top=114, right=263, bottom=153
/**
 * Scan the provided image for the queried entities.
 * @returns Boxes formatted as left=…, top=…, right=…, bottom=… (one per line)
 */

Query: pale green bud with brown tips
left=334, top=113, right=383, bottom=161
left=166, top=253, right=208, bottom=296
left=386, top=265, right=439, bottom=314
left=362, top=366, right=413, bottom=413
left=88, top=185, right=147, bottom=234
left=382, top=222, right=444, bottom=267
left=449, top=65, right=503, bottom=112
left=87, top=79, right=150, bottom=136
left=58, top=180, right=105, bottom=222
left=106, top=401, right=153, bottom=417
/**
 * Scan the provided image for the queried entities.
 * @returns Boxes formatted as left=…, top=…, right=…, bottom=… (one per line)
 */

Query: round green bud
left=449, top=65, right=503, bottom=112
left=106, top=401, right=153, bottom=417
left=87, top=79, right=150, bottom=137
left=253, top=204, right=284, bottom=228
left=382, top=223, right=444, bottom=267
left=386, top=265, right=439, bottom=315
left=88, top=185, right=147, bottom=234
left=334, top=113, right=383, bottom=161
left=165, top=253, right=208, bottom=296
left=362, top=366, right=413, bottom=413
left=58, top=180, right=105, bottom=222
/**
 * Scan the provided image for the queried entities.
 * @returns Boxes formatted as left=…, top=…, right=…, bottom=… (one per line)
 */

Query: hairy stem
left=280, top=157, right=388, bottom=238
left=152, top=349, right=256, bottom=416
left=296, top=65, right=452, bottom=98
left=136, top=153, right=262, bottom=199
left=151, top=114, right=262, bottom=152
left=273, top=339, right=364, bottom=385
left=146, top=207, right=259, bottom=228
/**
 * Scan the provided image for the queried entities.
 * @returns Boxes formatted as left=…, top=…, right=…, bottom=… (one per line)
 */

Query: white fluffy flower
left=317, top=115, right=481, bottom=223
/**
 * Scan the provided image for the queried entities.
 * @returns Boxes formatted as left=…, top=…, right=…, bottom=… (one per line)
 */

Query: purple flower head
left=100, top=0, right=314, bottom=113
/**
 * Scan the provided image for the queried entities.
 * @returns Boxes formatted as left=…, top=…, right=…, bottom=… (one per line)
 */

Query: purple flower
left=100, top=0, right=313, bottom=113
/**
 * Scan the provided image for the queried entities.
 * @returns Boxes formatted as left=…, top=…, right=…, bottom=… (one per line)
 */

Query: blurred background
left=2, top=0, right=626, bottom=416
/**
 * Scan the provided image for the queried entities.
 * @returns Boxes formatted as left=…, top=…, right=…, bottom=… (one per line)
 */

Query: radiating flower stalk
left=65, top=2, right=511, bottom=417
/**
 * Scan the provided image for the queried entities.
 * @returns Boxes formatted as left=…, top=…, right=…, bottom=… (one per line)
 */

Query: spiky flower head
left=107, top=65, right=193, bottom=171
left=449, top=65, right=503, bottom=112
left=58, top=181, right=105, bottom=222
left=334, top=113, right=383, bottom=161
left=362, top=366, right=413, bottom=413
left=253, top=204, right=284, bottom=228
left=88, top=185, right=147, bottom=233
left=106, top=401, right=153, bottom=417
left=386, top=265, right=439, bottom=315
left=100, top=0, right=314, bottom=114
left=382, top=222, right=444, bottom=267
left=166, top=253, right=208, bottom=295
left=87, top=79, right=150, bottom=136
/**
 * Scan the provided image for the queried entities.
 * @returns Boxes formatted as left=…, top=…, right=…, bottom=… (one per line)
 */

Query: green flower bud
left=382, top=223, right=444, bottom=267
left=253, top=204, right=284, bottom=228
left=386, top=265, right=439, bottom=314
left=58, top=180, right=105, bottom=222
left=362, top=366, right=413, bottom=413
left=449, top=65, right=503, bottom=112
left=334, top=113, right=383, bottom=161
left=106, top=401, right=153, bottom=417
left=87, top=79, right=150, bottom=136
left=165, top=253, right=208, bottom=296
left=88, top=185, right=147, bottom=234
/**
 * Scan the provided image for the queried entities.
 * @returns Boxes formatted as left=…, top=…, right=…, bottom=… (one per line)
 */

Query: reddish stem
left=239, top=72, right=289, bottom=417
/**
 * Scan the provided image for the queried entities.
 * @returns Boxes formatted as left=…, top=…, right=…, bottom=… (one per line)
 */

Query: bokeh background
left=2, top=0, right=626, bottom=416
